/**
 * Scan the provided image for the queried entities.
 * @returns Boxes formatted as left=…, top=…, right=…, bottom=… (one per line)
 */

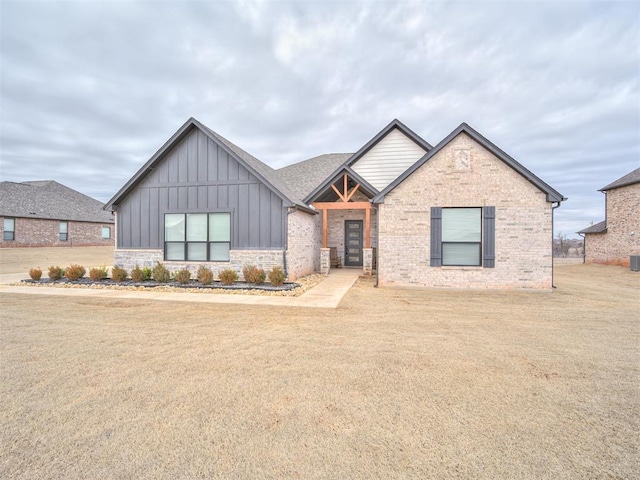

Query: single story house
left=0, top=180, right=115, bottom=248
left=578, top=167, right=640, bottom=267
left=105, top=118, right=565, bottom=289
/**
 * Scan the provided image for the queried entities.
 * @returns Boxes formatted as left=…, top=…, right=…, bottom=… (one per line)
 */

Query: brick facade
left=584, top=183, right=640, bottom=266
left=0, top=216, right=115, bottom=248
left=377, top=132, right=553, bottom=289
left=285, top=209, right=321, bottom=280
left=114, top=248, right=285, bottom=280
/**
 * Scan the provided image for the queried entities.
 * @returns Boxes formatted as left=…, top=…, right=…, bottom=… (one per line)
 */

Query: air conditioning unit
left=631, top=256, right=640, bottom=272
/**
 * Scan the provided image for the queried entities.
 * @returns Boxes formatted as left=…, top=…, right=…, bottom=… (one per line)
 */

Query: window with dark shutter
left=430, top=207, right=442, bottom=267
left=430, top=206, right=496, bottom=268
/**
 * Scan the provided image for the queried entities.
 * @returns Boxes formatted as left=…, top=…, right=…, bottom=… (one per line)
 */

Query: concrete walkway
left=0, top=268, right=362, bottom=309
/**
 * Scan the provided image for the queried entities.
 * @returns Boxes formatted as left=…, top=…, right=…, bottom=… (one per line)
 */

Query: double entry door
left=344, top=220, right=363, bottom=267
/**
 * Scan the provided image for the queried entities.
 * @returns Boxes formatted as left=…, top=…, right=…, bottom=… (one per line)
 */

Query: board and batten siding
left=351, top=128, right=427, bottom=191
left=116, top=128, right=286, bottom=250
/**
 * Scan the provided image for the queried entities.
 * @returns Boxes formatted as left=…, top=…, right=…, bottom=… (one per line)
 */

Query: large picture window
left=164, top=213, right=231, bottom=261
left=441, top=208, right=482, bottom=266
left=3, top=218, right=15, bottom=241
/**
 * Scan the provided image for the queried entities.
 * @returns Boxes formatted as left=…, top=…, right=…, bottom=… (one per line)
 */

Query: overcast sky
left=1, top=0, right=638, bottom=238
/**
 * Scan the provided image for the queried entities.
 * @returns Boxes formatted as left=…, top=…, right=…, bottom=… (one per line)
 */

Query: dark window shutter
left=430, top=207, right=442, bottom=267
left=483, top=206, right=495, bottom=268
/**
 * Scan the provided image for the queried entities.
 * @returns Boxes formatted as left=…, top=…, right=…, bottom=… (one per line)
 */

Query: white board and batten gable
left=351, top=128, right=428, bottom=191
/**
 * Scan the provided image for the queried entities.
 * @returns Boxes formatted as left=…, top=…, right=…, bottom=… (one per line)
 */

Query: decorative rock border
left=17, top=274, right=328, bottom=297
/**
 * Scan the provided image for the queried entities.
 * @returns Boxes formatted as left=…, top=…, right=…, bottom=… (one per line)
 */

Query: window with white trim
left=3, top=218, right=15, bottom=241
left=102, top=227, right=111, bottom=239
left=164, top=213, right=231, bottom=261
left=441, top=208, right=482, bottom=266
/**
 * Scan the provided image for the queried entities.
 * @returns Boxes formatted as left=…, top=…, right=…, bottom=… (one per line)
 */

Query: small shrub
left=142, top=267, right=152, bottom=280
left=89, top=265, right=108, bottom=281
left=268, top=266, right=286, bottom=286
left=243, top=264, right=266, bottom=284
left=173, top=268, right=191, bottom=284
left=197, top=265, right=214, bottom=285
left=48, top=266, right=64, bottom=281
left=111, top=266, right=128, bottom=282
left=65, top=264, right=86, bottom=281
left=152, top=262, right=171, bottom=283
left=29, top=268, right=42, bottom=281
left=218, top=268, right=238, bottom=285
left=130, top=265, right=145, bottom=283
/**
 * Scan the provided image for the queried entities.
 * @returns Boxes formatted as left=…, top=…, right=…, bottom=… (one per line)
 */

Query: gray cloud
left=1, top=0, right=638, bottom=237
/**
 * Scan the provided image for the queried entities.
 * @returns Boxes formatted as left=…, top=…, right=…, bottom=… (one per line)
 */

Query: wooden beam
left=345, top=183, right=361, bottom=202
left=322, top=208, right=328, bottom=248
left=365, top=207, right=371, bottom=248
left=343, top=173, right=348, bottom=200
left=331, top=184, right=345, bottom=202
left=312, top=201, right=371, bottom=210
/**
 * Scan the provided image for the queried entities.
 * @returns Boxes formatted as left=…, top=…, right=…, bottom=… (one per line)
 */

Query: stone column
left=362, top=248, right=373, bottom=275
left=320, top=248, right=331, bottom=275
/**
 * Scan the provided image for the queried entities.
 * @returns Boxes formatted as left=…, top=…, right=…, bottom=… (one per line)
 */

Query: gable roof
left=372, top=122, right=566, bottom=204
left=577, top=220, right=607, bottom=234
left=303, top=119, right=433, bottom=203
left=104, top=117, right=314, bottom=213
left=599, top=167, right=640, bottom=191
left=277, top=153, right=352, bottom=202
left=0, top=180, right=114, bottom=223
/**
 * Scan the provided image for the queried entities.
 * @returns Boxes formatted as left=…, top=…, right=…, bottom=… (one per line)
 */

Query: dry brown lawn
left=1, top=264, right=638, bottom=479
left=0, top=246, right=114, bottom=275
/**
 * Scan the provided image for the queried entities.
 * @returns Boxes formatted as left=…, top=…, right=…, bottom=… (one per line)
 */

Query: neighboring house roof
left=104, top=117, right=314, bottom=213
left=599, top=167, right=640, bottom=191
left=577, top=220, right=607, bottom=234
left=277, top=153, right=353, bottom=201
left=372, top=122, right=566, bottom=204
left=303, top=119, right=433, bottom=203
left=0, top=180, right=114, bottom=223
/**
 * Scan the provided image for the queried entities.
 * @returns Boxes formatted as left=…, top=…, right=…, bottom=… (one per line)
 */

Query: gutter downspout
left=551, top=201, right=561, bottom=289
left=577, top=233, right=586, bottom=264
left=374, top=204, right=380, bottom=288
left=284, top=207, right=295, bottom=279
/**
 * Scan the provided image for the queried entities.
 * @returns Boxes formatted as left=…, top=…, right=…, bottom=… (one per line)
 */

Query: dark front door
left=344, top=220, right=363, bottom=266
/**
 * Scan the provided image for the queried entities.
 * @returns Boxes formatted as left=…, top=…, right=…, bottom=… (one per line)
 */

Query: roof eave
left=104, top=118, right=198, bottom=210
left=105, top=118, right=299, bottom=210
left=373, top=122, right=566, bottom=204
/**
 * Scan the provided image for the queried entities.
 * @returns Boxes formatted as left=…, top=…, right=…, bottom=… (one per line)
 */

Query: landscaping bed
left=21, top=277, right=300, bottom=292
left=19, top=263, right=326, bottom=296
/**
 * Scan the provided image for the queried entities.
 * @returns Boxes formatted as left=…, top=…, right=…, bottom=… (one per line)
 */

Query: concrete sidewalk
left=0, top=268, right=362, bottom=308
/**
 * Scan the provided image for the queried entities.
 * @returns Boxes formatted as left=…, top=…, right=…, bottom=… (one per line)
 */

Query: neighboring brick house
left=0, top=181, right=115, bottom=247
left=578, top=168, right=640, bottom=267
left=105, top=117, right=564, bottom=288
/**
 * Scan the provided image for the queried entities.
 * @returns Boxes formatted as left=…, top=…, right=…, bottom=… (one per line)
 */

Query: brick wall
left=0, top=216, right=115, bottom=248
left=113, top=248, right=285, bottom=280
left=286, top=209, right=321, bottom=280
left=585, top=183, right=640, bottom=266
left=377, top=132, right=553, bottom=289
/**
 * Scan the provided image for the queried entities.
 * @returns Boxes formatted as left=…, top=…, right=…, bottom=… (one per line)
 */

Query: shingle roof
left=197, top=121, right=310, bottom=210
left=577, top=220, right=606, bottom=234
left=276, top=153, right=353, bottom=201
left=599, top=167, right=640, bottom=191
left=0, top=180, right=114, bottom=223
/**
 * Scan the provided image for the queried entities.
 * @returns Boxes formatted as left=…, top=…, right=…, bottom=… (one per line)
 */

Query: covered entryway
left=309, top=170, right=377, bottom=275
